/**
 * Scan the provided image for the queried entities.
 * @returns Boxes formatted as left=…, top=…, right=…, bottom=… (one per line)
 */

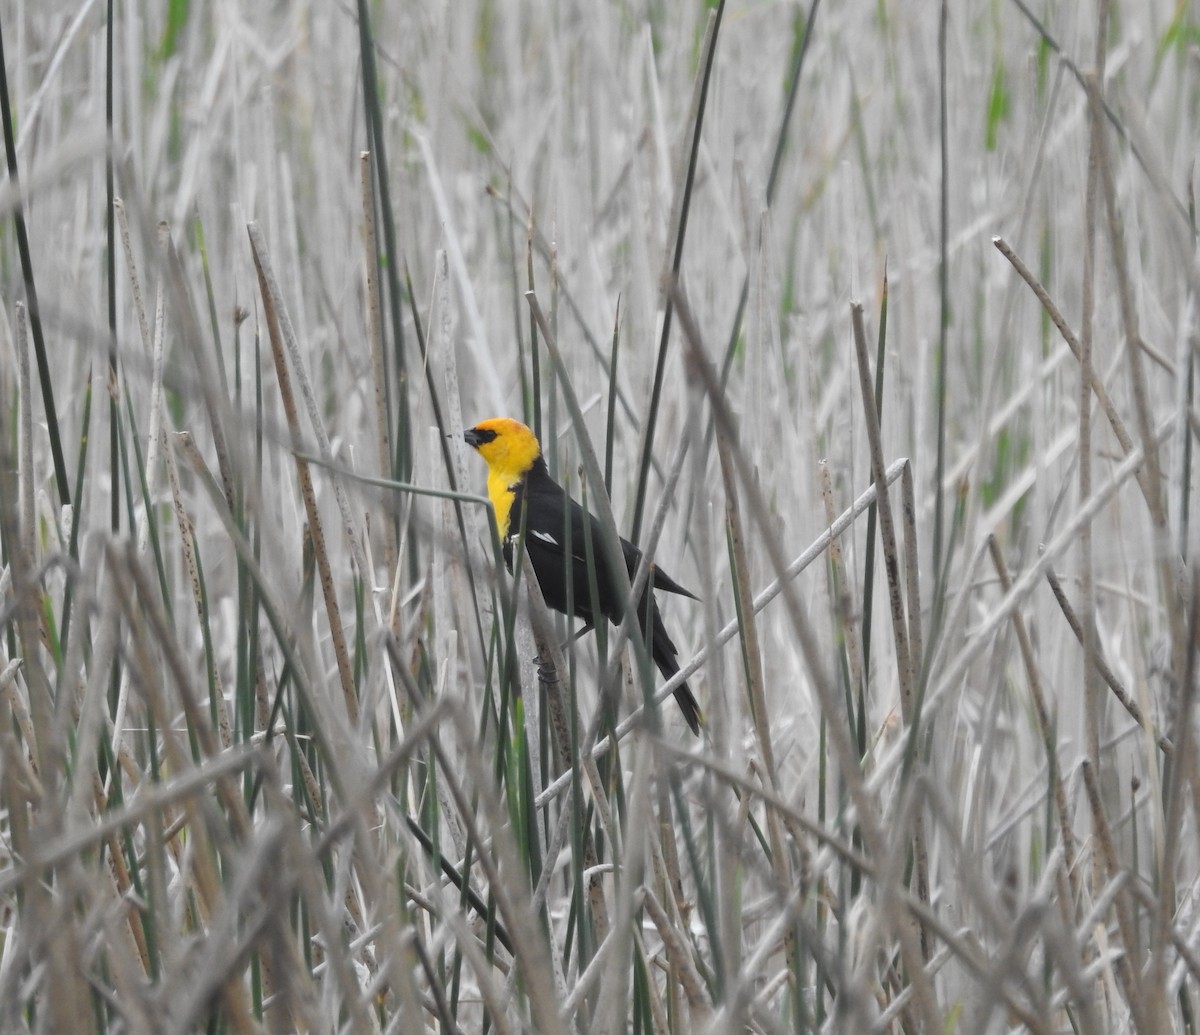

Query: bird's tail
left=647, top=601, right=702, bottom=736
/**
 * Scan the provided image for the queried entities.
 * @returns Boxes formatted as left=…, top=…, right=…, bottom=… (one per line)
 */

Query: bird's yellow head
left=463, top=417, right=542, bottom=538
left=463, top=417, right=541, bottom=479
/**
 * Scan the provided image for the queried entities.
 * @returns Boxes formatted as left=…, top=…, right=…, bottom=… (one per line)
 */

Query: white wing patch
left=530, top=529, right=558, bottom=546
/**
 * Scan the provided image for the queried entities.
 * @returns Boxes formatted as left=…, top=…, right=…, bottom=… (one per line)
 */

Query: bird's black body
left=505, top=457, right=701, bottom=735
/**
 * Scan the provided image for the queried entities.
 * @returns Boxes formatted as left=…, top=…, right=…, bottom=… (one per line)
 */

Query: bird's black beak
left=463, top=426, right=497, bottom=449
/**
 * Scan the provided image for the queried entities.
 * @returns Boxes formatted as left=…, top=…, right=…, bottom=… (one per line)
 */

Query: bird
left=463, top=417, right=702, bottom=735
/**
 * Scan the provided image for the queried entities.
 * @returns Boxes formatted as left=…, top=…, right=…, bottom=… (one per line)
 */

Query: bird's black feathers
left=503, top=457, right=701, bottom=735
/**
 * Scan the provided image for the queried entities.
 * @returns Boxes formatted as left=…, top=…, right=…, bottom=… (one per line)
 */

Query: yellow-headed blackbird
left=464, top=417, right=702, bottom=735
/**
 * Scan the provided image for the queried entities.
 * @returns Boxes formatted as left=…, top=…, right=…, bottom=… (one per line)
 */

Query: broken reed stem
left=850, top=301, right=931, bottom=960
left=900, top=464, right=924, bottom=679
left=716, top=423, right=796, bottom=979
left=1078, top=24, right=1103, bottom=802
left=849, top=303, right=915, bottom=708
left=985, top=537, right=1080, bottom=920
left=166, top=432, right=232, bottom=748
left=1156, top=569, right=1200, bottom=1030
left=1088, top=70, right=1188, bottom=682
left=1044, top=566, right=1172, bottom=754
left=15, top=303, right=33, bottom=567
left=359, top=151, right=396, bottom=580
left=248, top=226, right=359, bottom=727
left=818, top=460, right=866, bottom=730
left=642, top=886, right=713, bottom=1022
left=1081, top=758, right=1149, bottom=1031
left=991, top=236, right=1158, bottom=509
left=718, top=434, right=784, bottom=802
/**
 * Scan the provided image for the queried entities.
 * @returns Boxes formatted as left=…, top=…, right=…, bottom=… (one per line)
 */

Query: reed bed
left=0, top=1, right=1197, bottom=1031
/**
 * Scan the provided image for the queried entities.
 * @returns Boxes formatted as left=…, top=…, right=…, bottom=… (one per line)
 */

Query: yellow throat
left=466, top=417, right=542, bottom=539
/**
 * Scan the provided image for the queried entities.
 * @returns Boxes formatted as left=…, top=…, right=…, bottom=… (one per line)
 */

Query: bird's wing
left=519, top=483, right=609, bottom=571
left=519, top=473, right=699, bottom=601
